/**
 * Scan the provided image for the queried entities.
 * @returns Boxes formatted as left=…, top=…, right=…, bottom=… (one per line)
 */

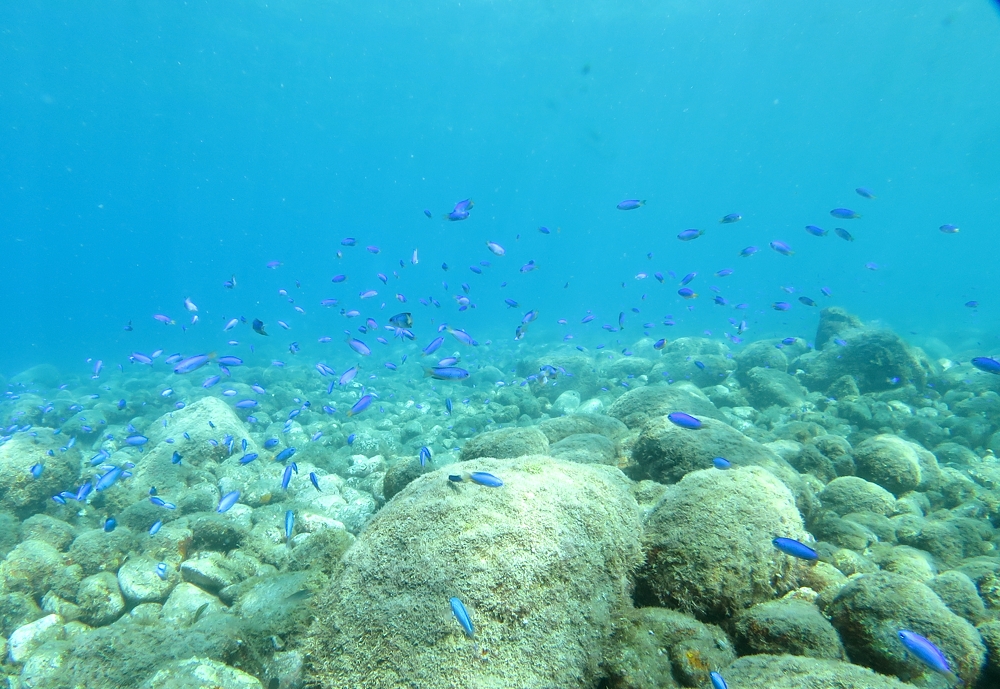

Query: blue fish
left=281, top=465, right=294, bottom=490
left=126, top=435, right=148, bottom=446
left=667, top=412, right=702, bottom=430
left=275, top=447, right=296, bottom=462
left=171, top=451, right=182, bottom=465
left=709, top=671, right=728, bottom=689
left=347, top=433, right=356, bottom=445
left=285, top=510, right=295, bottom=544
left=239, top=453, right=259, bottom=465
left=149, top=520, right=163, bottom=536
left=445, top=398, right=453, bottom=414
left=469, top=471, right=503, bottom=487
left=217, top=490, right=240, bottom=513
left=712, top=457, right=731, bottom=470
left=309, top=471, right=321, bottom=491
left=348, top=395, right=373, bottom=416
left=104, top=517, right=117, bottom=532
left=155, top=562, right=168, bottom=580
left=95, top=467, right=123, bottom=491
left=972, top=357, right=1000, bottom=374
left=419, top=446, right=432, bottom=467
left=898, top=629, right=951, bottom=675
left=773, top=537, right=818, bottom=560
left=830, top=207, right=860, bottom=219
left=29, top=463, right=43, bottom=478
left=617, top=199, right=645, bottom=211
left=450, top=597, right=474, bottom=638
left=264, top=438, right=279, bottom=449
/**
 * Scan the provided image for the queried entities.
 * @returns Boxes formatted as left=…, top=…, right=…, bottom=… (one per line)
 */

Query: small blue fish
left=155, top=562, right=168, bottom=580
left=770, top=241, right=794, bottom=256
left=348, top=395, right=373, bottom=416
left=149, top=520, right=163, bottom=536
left=677, top=228, right=703, bottom=241
left=739, top=246, right=758, bottom=257
left=104, top=517, right=117, bottom=532
left=419, top=446, right=432, bottom=467
left=834, top=227, right=854, bottom=241
left=939, top=224, right=959, bottom=234
left=29, top=463, right=43, bottom=478
left=285, top=510, right=295, bottom=544
left=799, top=296, right=817, bottom=307
left=719, top=213, right=741, bottom=224
left=264, top=438, right=279, bottom=449
left=667, top=412, right=702, bottom=429
left=709, top=671, right=728, bottom=689
left=830, top=207, right=860, bottom=219
left=898, top=629, right=951, bottom=675
left=347, top=433, right=356, bottom=445
left=282, top=465, right=294, bottom=490
left=450, top=597, right=474, bottom=638
left=712, top=457, right=731, bottom=470
left=309, top=471, right=321, bottom=491
left=95, top=467, right=123, bottom=491
left=617, top=199, right=645, bottom=211
left=773, top=537, right=818, bottom=560
left=126, top=435, right=148, bottom=446
left=653, top=339, right=667, bottom=350
left=468, top=471, right=503, bottom=487
left=855, top=187, right=875, bottom=199
left=217, top=490, right=240, bottom=513
left=171, top=451, right=182, bottom=465
left=239, top=453, right=259, bottom=465
left=804, top=225, right=827, bottom=237
left=275, top=447, right=296, bottom=462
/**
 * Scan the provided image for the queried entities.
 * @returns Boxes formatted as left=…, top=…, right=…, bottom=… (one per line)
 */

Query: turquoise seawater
left=2, top=3, right=1000, bottom=689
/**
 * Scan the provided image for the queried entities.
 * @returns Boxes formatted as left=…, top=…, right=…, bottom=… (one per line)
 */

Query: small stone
left=181, top=553, right=241, bottom=592
left=161, top=582, right=226, bottom=625
left=118, top=556, right=175, bottom=604
left=8, top=613, right=64, bottom=664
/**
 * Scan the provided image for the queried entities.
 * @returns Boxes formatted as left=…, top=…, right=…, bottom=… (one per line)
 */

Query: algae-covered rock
left=67, top=527, right=138, bottom=576
left=0, top=431, right=80, bottom=516
left=853, top=434, right=941, bottom=496
left=801, top=328, right=930, bottom=394
left=139, top=657, right=264, bottom=689
left=1, top=539, right=67, bottom=598
left=636, top=466, right=810, bottom=622
left=606, top=382, right=724, bottom=429
left=744, top=367, right=807, bottom=409
left=722, top=653, right=913, bottom=689
left=734, top=340, right=789, bottom=384
left=818, top=477, right=896, bottom=517
left=304, top=456, right=642, bottom=689
left=628, top=415, right=798, bottom=487
left=8, top=613, right=64, bottom=663
left=651, top=338, right=737, bottom=387
left=21, top=514, right=75, bottom=551
left=733, top=599, right=846, bottom=660
left=537, top=413, right=629, bottom=444
left=0, top=591, right=42, bottom=637
left=117, top=557, right=176, bottom=604
left=458, top=426, right=549, bottom=460
left=549, top=433, right=617, bottom=465
left=927, top=570, right=987, bottom=624
left=825, top=571, right=985, bottom=685
left=76, top=571, right=125, bottom=626
left=815, top=307, right=863, bottom=349
left=603, top=607, right=735, bottom=689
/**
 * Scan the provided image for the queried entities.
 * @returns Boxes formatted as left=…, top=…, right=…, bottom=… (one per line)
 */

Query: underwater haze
left=2, top=2, right=1000, bottom=689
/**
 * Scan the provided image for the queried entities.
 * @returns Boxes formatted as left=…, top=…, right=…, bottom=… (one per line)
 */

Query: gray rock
left=607, top=382, right=724, bottom=430
left=76, top=571, right=125, bottom=626
left=8, top=613, right=64, bottom=663
left=744, top=367, right=807, bottom=409
left=734, top=599, right=846, bottom=660
left=651, top=337, right=737, bottom=387
left=161, top=582, right=227, bottom=625
left=20, top=514, right=75, bottom=551
left=118, top=556, right=176, bottom=604
left=0, top=591, right=42, bottom=637
left=551, top=390, right=581, bottom=416
left=67, top=527, right=138, bottom=575
left=0, top=539, right=67, bottom=598
left=0, top=431, right=80, bottom=516
left=800, top=327, right=931, bottom=394
left=459, top=426, right=549, bottom=460
left=852, top=434, right=941, bottom=496
left=815, top=307, right=863, bottom=349
left=139, top=657, right=264, bottom=689
left=734, top=340, right=789, bottom=384
left=637, top=466, right=810, bottom=622
left=549, top=433, right=617, bottom=465
left=819, top=477, right=896, bottom=516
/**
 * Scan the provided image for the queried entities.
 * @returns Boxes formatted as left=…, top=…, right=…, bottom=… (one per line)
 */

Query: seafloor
left=1, top=306, right=999, bottom=689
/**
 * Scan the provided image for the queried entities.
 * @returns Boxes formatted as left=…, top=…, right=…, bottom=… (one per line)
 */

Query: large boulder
left=825, top=571, right=985, bottom=686
left=304, top=456, right=642, bottom=689
left=818, top=477, right=896, bottom=517
left=799, top=328, right=931, bottom=394
left=733, top=599, right=846, bottom=660
left=743, top=367, right=807, bottom=409
left=650, top=338, right=736, bottom=387
left=636, top=466, right=811, bottom=622
left=815, top=307, right=863, bottom=349
left=607, top=383, right=724, bottom=430
left=537, top=413, right=629, bottom=444
left=0, top=431, right=80, bottom=517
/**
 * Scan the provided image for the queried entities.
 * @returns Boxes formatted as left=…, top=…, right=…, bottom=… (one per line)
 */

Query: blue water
left=1, top=1, right=999, bottom=374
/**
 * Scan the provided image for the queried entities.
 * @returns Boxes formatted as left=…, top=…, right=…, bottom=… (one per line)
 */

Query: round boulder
left=636, top=466, right=810, bottom=622
left=606, top=382, right=725, bottom=430
left=819, top=477, right=896, bottom=517
left=723, top=654, right=912, bottom=689
left=459, top=426, right=549, bottom=461
left=734, top=599, right=846, bottom=660
left=853, top=434, right=941, bottom=496
left=304, top=456, right=642, bottom=689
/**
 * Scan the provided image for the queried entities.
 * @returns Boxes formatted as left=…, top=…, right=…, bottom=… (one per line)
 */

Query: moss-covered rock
left=304, top=456, right=642, bottom=689
left=733, top=599, right=846, bottom=660
left=852, top=434, right=941, bottom=496
left=458, top=426, right=549, bottom=460
left=722, top=653, right=913, bottom=689
left=606, top=382, right=724, bottom=430
left=818, top=477, right=896, bottom=517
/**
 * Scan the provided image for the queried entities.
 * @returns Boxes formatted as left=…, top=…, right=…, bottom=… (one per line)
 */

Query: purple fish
left=939, top=224, right=959, bottom=234
left=677, top=288, right=697, bottom=299
left=131, top=352, right=153, bottom=365
left=617, top=199, right=645, bottom=210
left=425, top=366, right=470, bottom=380
left=348, top=395, right=373, bottom=416
left=772, top=302, right=791, bottom=311
left=341, top=237, right=356, bottom=246
left=217, top=490, right=240, bottom=513
left=770, top=241, right=794, bottom=256
left=667, top=412, right=702, bottom=429
left=772, top=537, right=818, bottom=560
left=739, top=246, right=758, bottom=257
left=235, top=400, right=257, bottom=409
left=347, top=339, right=371, bottom=356
left=677, top=228, right=703, bottom=241
left=898, top=630, right=951, bottom=675
left=359, top=290, right=378, bottom=299
left=217, top=356, right=243, bottom=366
left=804, top=225, right=827, bottom=237
left=153, top=314, right=175, bottom=325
